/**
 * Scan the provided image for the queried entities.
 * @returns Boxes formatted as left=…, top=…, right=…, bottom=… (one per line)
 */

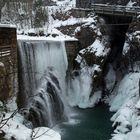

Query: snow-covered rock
left=0, top=113, right=61, bottom=140
left=109, top=72, right=140, bottom=140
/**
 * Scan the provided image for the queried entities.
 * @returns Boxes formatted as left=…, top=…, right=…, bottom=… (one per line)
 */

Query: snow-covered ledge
left=1, top=113, right=61, bottom=140
left=0, top=24, right=16, bottom=28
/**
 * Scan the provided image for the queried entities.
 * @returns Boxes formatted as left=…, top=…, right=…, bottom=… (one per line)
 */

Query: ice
left=110, top=72, right=140, bottom=140
left=105, top=64, right=116, bottom=91
left=110, top=73, right=140, bottom=111
left=122, top=42, right=130, bottom=55
left=67, top=66, right=101, bottom=108
left=127, top=0, right=137, bottom=7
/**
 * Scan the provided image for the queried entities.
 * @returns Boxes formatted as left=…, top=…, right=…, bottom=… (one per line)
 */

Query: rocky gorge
left=0, top=0, right=140, bottom=140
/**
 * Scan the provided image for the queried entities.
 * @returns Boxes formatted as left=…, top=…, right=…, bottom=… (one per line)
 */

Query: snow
left=1, top=113, right=61, bottom=140
left=89, top=39, right=110, bottom=56
left=0, top=96, right=61, bottom=140
left=135, top=100, right=140, bottom=109
left=105, top=64, right=116, bottom=91
left=33, top=127, right=61, bottom=140
left=2, top=0, right=140, bottom=140
left=110, top=73, right=140, bottom=111
left=122, top=42, right=130, bottom=55
left=53, top=17, right=96, bottom=28
left=109, top=71, right=140, bottom=140
left=52, top=0, right=75, bottom=11
left=17, top=9, right=97, bottom=41
left=70, top=35, right=109, bottom=108
left=74, top=26, right=81, bottom=34
left=79, top=39, right=110, bottom=57
left=126, top=128, right=140, bottom=140
left=133, top=31, right=140, bottom=42
left=6, top=97, right=17, bottom=112
left=111, top=134, right=126, bottom=140
left=0, top=24, right=16, bottom=28
left=127, top=0, right=137, bottom=7
left=17, top=34, right=77, bottom=41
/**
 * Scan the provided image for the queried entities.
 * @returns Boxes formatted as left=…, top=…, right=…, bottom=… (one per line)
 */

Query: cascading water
left=17, top=40, right=68, bottom=127
left=67, top=66, right=102, bottom=109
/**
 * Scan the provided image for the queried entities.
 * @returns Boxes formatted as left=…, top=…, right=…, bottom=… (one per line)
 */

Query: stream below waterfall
left=55, top=105, right=113, bottom=140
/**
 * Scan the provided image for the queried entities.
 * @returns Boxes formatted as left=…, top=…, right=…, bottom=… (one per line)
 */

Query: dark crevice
left=104, top=16, right=132, bottom=66
left=102, top=15, right=132, bottom=97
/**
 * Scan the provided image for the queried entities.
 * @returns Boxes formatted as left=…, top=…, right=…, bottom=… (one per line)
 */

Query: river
left=55, top=105, right=113, bottom=140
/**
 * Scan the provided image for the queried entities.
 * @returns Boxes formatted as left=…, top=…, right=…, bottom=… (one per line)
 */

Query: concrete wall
left=0, top=26, right=17, bottom=102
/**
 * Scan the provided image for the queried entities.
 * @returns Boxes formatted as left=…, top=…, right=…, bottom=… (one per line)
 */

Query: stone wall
left=0, top=26, right=17, bottom=102
left=65, top=41, right=80, bottom=71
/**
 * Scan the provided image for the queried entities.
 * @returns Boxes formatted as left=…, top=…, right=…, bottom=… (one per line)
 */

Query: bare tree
left=0, top=109, right=18, bottom=129
left=0, top=0, right=7, bottom=21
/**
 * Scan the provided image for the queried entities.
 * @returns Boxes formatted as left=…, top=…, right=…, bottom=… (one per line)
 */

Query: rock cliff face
left=74, top=16, right=111, bottom=94
left=72, top=11, right=140, bottom=139
left=123, top=20, right=140, bottom=71
left=46, top=0, right=140, bottom=109
left=107, top=14, right=140, bottom=140
left=57, top=1, right=140, bottom=138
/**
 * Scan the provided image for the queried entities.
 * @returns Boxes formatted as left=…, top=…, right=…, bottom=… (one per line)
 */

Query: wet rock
left=122, top=20, right=140, bottom=71
left=51, top=34, right=59, bottom=38
left=75, top=26, right=97, bottom=49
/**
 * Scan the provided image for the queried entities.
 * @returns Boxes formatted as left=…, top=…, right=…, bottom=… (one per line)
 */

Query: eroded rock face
left=64, top=14, right=114, bottom=108
left=72, top=16, right=112, bottom=95
left=69, top=13, right=136, bottom=105
left=74, top=16, right=110, bottom=49
left=75, top=26, right=97, bottom=49
left=122, top=18, right=140, bottom=71
left=75, top=39, right=111, bottom=93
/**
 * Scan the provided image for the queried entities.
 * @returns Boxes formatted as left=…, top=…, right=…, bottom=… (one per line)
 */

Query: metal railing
left=91, top=4, right=140, bottom=15
left=74, top=4, right=140, bottom=17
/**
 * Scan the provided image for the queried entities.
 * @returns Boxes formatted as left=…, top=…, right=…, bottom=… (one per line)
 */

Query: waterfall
left=67, top=66, right=102, bottom=108
left=17, top=40, right=68, bottom=127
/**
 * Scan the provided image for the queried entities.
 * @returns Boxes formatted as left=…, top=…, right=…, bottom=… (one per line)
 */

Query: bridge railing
left=74, top=4, right=140, bottom=17
left=91, top=4, right=140, bottom=14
